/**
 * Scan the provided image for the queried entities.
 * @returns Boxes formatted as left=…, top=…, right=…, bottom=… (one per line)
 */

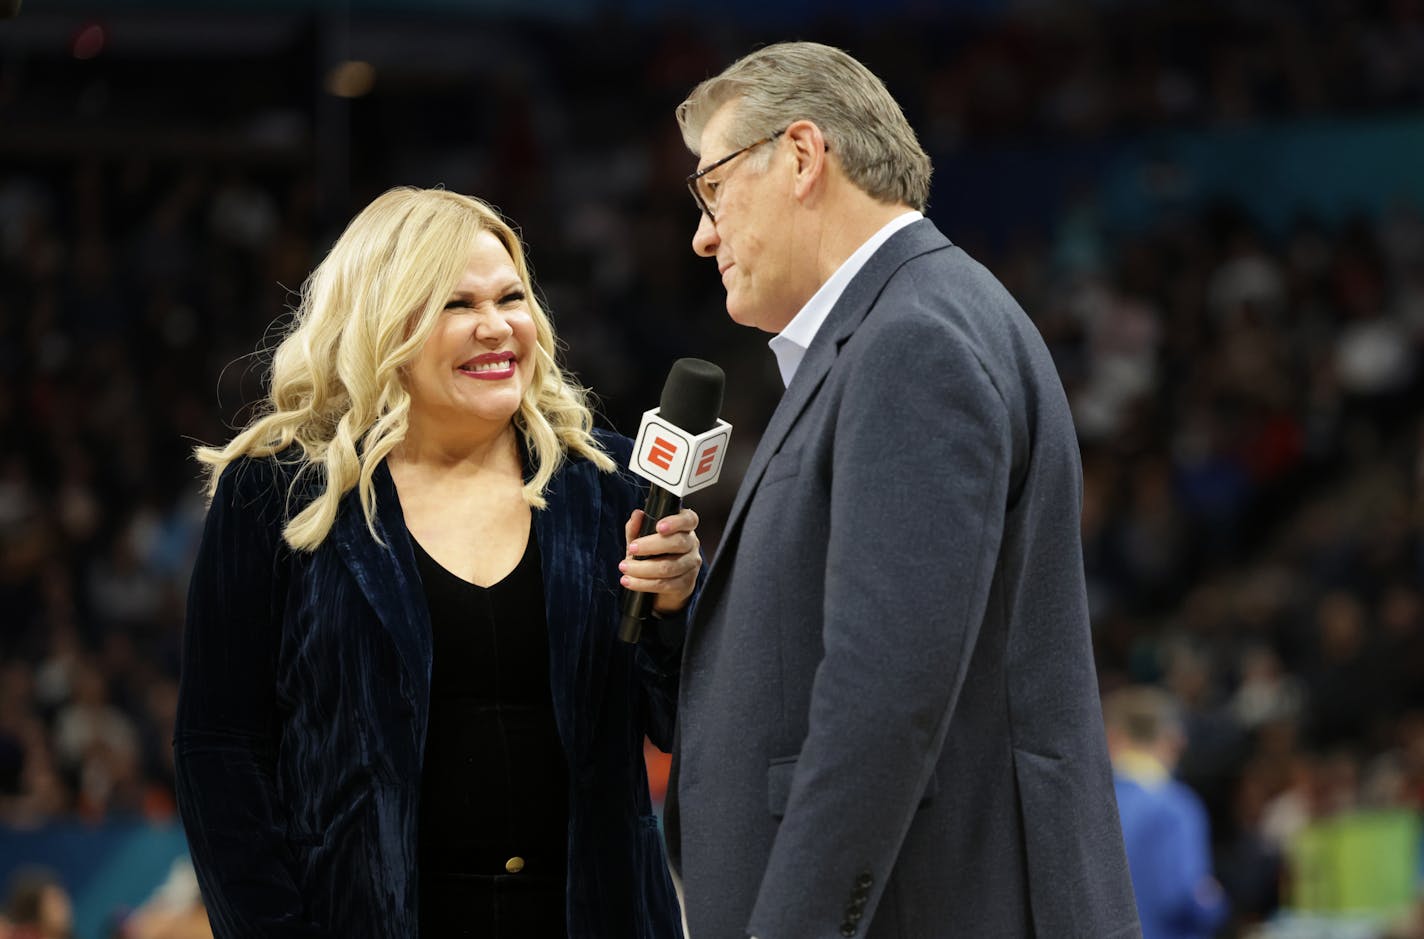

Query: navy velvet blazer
left=173, top=430, right=685, bottom=939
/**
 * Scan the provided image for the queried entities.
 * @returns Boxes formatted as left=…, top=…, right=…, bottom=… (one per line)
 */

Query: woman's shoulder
left=551, top=428, right=644, bottom=510
left=591, top=428, right=651, bottom=513
left=211, top=446, right=317, bottom=521
left=590, top=427, right=634, bottom=465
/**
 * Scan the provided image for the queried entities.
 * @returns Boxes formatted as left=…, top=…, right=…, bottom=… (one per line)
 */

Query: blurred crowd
left=1, top=1, right=1423, bottom=937
left=1073, top=196, right=1424, bottom=935
left=1051, top=174, right=1424, bottom=925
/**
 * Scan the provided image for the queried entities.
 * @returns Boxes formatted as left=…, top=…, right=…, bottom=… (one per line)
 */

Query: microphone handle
left=617, top=484, right=682, bottom=643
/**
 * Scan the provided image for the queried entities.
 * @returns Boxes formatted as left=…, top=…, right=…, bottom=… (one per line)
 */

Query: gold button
left=505, top=856, right=525, bottom=874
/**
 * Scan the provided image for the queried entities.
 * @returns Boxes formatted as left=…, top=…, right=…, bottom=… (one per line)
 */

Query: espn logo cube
left=630, top=408, right=733, bottom=497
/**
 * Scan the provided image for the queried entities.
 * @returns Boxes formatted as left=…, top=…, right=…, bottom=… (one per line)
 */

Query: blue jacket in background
left=1115, top=758, right=1230, bottom=939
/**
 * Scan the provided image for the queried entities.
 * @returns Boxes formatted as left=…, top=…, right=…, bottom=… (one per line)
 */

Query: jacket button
left=505, top=856, right=525, bottom=873
left=840, top=925, right=856, bottom=937
left=856, top=872, right=873, bottom=889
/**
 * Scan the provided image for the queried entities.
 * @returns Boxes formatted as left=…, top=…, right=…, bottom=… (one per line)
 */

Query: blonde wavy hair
left=196, top=186, right=614, bottom=551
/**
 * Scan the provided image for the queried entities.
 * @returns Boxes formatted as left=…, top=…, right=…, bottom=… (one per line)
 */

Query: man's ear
left=786, top=120, right=829, bottom=201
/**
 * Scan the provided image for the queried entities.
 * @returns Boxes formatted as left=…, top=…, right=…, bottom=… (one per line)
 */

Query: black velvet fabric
left=173, top=431, right=685, bottom=938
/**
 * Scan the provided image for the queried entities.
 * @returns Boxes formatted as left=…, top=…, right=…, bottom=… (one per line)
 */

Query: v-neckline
left=408, top=521, right=534, bottom=590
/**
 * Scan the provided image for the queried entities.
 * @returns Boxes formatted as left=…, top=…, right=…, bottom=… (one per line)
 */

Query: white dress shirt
left=767, top=210, right=923, bottom=388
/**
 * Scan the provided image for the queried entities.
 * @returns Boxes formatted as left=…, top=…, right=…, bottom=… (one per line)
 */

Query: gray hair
left=676, top=41, right=932, bottom=211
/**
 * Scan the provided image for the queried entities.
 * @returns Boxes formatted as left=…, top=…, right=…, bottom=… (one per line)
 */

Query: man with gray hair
left=666, top=42, right=1141, bottom=938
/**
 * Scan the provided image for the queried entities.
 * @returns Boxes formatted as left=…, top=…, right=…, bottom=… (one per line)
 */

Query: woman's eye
left=500, top=291, right=526, bottom=305
left=443, top=299, right=472, bottom=310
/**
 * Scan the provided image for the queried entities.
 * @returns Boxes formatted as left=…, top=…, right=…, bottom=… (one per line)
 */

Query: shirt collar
left=1113, top=750, right=1172, bottom=788
left=768, top=210, right=923, bottom=388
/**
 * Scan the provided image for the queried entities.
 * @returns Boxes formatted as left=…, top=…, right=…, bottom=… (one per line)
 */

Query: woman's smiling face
left=404, top=229, right=537, bottom=438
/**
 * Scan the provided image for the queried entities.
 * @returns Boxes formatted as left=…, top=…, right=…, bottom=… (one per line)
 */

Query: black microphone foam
left=658, top=357, right=724, bottom=435
left=618, top=357, right=725, bottom=643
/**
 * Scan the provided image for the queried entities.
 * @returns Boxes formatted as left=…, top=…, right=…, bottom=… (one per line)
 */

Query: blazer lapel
left=702, top=220, right=953, bottom=595
left=331, top=461, right=432, bottom=702
left=326, top=450, right=603, bottom=762
left=532, top=455, right=601, bottom=760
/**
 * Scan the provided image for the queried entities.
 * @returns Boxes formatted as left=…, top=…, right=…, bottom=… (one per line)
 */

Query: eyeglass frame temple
left=685, top=128, right=787, bottom=222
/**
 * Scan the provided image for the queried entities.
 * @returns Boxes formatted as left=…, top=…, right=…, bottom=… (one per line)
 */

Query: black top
left=412, top=526, right=570, bottom=939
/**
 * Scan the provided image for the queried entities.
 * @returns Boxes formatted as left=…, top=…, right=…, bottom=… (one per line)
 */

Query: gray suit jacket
left=667, top=220, right=1142, bottom=939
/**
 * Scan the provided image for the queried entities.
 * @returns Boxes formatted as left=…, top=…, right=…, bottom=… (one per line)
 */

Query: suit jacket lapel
left=702, top=220, right=952, bottom=597
left=331, top=461, right=432, bottom=703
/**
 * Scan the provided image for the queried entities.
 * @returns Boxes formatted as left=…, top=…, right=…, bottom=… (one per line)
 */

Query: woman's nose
left=475, top=310, right=514, bottom=341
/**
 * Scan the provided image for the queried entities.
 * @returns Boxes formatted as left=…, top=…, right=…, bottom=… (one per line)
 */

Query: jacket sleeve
left=624, top=476, right=690, bottom=753
left=746, top=314, right=1014, bottom=939
left=634, top=583, right=694, bottom=752
left=173, top=459, right=327, bottom=938
left=601, top=431, right=691, bottom=754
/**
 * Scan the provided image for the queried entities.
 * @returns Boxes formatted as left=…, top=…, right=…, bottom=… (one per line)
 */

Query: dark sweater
left=413, top=527, right=569, bottom=938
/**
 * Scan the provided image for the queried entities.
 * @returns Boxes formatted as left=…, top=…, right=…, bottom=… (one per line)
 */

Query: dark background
left=1, top=1, right=1423, bottom=936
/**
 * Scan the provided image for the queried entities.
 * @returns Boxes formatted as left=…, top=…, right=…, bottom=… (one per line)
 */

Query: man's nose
left=691, top=212, right=718, bottom=257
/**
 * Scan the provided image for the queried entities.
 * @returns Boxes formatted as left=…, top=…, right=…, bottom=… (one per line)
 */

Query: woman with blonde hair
left=173, top=187, right=696, bottom=939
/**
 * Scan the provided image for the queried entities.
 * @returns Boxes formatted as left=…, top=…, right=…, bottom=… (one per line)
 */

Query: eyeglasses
left=686, top=128, right=785, bottom=224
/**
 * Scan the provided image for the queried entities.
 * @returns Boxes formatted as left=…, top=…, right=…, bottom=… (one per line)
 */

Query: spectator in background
left=1106, top=685, right=1229, bottom=939
left=3, top=867, right=73, bottom=939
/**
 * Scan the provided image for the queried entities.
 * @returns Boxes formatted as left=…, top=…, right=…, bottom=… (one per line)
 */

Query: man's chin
left=724, top=298, right=769, bottom=332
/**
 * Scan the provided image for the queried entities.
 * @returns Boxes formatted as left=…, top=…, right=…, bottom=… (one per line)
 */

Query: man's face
left=690, top=102, right=804, bottom=334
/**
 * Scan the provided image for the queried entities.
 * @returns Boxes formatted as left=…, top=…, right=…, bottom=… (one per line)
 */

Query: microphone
left=618, top=357, right=729, bottom=643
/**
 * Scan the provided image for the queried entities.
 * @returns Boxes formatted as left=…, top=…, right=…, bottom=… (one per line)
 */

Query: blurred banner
left=1286, top=808, right=1421, bottom=915
left=935, top=116, right=1424, bottom=249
